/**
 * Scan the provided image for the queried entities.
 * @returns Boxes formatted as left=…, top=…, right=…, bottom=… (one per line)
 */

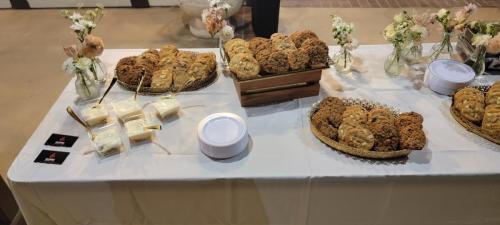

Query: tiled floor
left=281, top=0, right=500, bottom=7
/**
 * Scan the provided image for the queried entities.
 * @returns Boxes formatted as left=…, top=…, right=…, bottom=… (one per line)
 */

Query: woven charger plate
left=117, top=70, right=218, bottom=96
left=309, top=98, right=412, bottom=159
left=450, top=86, right=500, bottom=145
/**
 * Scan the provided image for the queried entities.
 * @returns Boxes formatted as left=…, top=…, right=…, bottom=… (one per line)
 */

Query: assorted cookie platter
left=310, top=97, right=427, bottom=159
left=450, top=81, right=500, bottom=144
left=223, top=30, right=330, bottom=107
left=115, top=44, right=218, bottom=95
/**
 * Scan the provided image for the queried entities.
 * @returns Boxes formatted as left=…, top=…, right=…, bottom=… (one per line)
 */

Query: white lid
left=426, top=60, right=475, bottom=95
left=197, top=113, right=248, bottom=159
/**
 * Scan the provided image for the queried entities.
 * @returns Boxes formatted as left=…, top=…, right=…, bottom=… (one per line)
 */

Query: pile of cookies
left=453, top=81, right=500, bottom=138
left=225, top=30, right=329, bottom=80
left=116, top=44, right=216, bottom=92
left=311, top=97, right=426, bottom=151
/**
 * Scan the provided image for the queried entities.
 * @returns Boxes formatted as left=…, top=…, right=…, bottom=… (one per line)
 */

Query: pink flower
left=63, top=45, right=78, bottom=59
left=82, top=35, right=104, bottom=58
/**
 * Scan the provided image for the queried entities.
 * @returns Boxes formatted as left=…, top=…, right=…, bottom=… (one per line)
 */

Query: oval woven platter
left=309, top=98, right=413, bottom=159
left=117, top=70, right=218, bottom=96
left=450, top=86, right=500, bottom=145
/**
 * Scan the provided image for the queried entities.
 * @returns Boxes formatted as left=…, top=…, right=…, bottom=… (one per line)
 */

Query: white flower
left=62, top=58, right=76, bottom=76
left=220, top=2, right=231, bottom=10
left=208, top=0, right=222, bottom=7
left=81, top=20, right=96, bottom=28
left=69, top=12, right=82, bottom=21
left=472, top=34, right=492, bottom=46
left=70, top=22, right=85, bottom=31
left=437, top=9, right=449, bottom=19
left=394, top=14, right=403, bottom=23
left=219, top=24, right=234, bottom=42
left=384, top=24, right=396, bottom=40
left=411, top=25, right=428, bottom=38
left=75, top=57, right=92, bottom=70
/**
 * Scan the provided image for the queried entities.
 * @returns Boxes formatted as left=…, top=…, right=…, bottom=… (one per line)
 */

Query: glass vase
left=465, top=45, right=486, bottom=76
left=75, top=70, right=99, bottom=100
left=89, top=58, right=107, bottom=83
left=384, top=46, right=404, bottom=76
left=219, top=38, right=228, bottom=70
left=402, top=42, right=423, bottom=65
left=333, top=46, right=353, bottom=73
left=429, top=31, right=454, bottom=61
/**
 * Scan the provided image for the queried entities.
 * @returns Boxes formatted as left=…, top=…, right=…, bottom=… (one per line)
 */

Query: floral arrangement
left=428, top=3, right=477, bottom=60
left=382, top=11, right=430, bottom=74
left=331, top=15, right=358, bottom=50
left=330, top=15, right=358, bottom=71
left=61, top=6, right=105, bottom=99
left=201, top=0, right=234, bottom=41
left=466, top=21, right=500, bottom=52
left=202, top=0, right=234, bottom=66
left=430, top=3, right=477, bottom=33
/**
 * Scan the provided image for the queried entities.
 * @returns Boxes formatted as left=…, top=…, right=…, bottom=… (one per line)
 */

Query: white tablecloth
left=8, top=45, right=500, bottom=225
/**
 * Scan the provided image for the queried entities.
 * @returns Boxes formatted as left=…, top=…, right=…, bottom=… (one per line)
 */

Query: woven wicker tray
left=117, top=70, right=218, bottom=95
left=450, top=86, right=500, bottom=145
left=309, top=98, right=413, bottom=159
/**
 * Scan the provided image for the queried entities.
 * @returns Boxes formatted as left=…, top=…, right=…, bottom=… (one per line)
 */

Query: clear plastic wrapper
left=90, top=123, right=124, bottom=158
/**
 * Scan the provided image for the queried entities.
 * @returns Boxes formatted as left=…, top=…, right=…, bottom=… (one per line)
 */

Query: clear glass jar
left=402, top=42, right=423, bottom=65
left=384, top=46, right=404, bottom=76
left=89, top=58, right=107, bottom=83
left=333, top=46, right=353, bottom=73
left=429, top=31, right=454, bottom=61
left=75, top=70, right=100, bottom=100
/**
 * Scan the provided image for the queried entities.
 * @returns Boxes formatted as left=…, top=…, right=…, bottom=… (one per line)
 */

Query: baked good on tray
left=116, top=44, right=217, bottom=93
left=452, top=82, right=500, bottom=141
left=311, top=97, right=427, bottom=154
left=225, top=30, right=329, bottom=81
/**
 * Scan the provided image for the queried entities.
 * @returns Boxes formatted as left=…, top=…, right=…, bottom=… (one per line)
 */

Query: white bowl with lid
left=197, top=113, right=249, bottom=159
left=425, top=59, right=475, bottom=96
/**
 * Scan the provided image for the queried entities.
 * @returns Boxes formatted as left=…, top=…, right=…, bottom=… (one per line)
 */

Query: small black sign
left=34, top=150, right=70, bottom=165
left=45, top=133, right=78, bottom=148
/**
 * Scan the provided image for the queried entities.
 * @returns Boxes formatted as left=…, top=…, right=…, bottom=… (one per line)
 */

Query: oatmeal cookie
left=369, top=122, right=399, bottom=151
left=127, top=64, right=153, bottom=87
left=287, top=49, right=309, bottom=70
left=151, top=69, right=173, bottom=90
left=158, top=55, right=176, bottom=70
left=261, top=50, right=290, bottom=74
left=229, top=53, right=260, bottom=80
left=249, top=37, right=272, bottom=55
left=316, top=118, right=339, bottom=140
left=177, top=51, right=196, bottom=64
left=319, top=97, right=346, bottom=114
left=300, top=38, right=329, bottom=67
left=224, top=38, right=248, bottom=52
left=486, top=83, right=500, bottom=105
left=395, top=112, right=423, bottom=129
left=481, top=104, right=500, bottom=138
left=342, top=105, right=368, bottom=125
left=196, top=52, right=217, bottom=72
left=338, top=122, right=358, bottom=141
left=172, top=59, right=194, bottom=91
left=159, top=44, right=178, bottom=59
left=290, top=30, right=319, bottom=48
left=460, top=100, right=485, bottom=123
left=399, top=124, right=426, bottom=150
left=368, top=107, right=396, bottom=125
left=340, top=126, right=375, bottom=150
left=115, top=56, right=137, bottom=81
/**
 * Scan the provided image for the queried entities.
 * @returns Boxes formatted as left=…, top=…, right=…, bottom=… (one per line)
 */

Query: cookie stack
left=454, top=81, right=500, bottom=138
left=116, top=45, right=216, bottom=92
left=311, top=97, right=426, bottom=151
left=226, top=30, right=329, bottom=81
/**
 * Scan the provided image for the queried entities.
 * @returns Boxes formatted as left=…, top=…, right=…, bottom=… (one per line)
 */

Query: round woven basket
left=450, top=86, right=500, bottom=145
left=309, top=98, right=413, bottom=159
left=117, top=70, right=218, bottom=96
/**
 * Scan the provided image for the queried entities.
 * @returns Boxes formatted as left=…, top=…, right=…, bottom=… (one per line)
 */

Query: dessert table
left=8, top=44, right=500, bottom=225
